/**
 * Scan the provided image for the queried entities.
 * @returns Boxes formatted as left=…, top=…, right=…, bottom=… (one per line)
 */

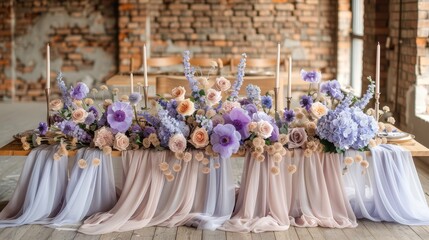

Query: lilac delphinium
left=183, top=51, right=202, bottom=105
left=157, top=109, right=190, bottom=147
left=354, top=77, right=375, bottom=109
left=107, top=102, right=133, bottom=133
left=84, top=112, right=96, bottom=125
left=210, top=124, right=241, bottom=159
left=230, top=53, right=247, bottom=100
left=301, top=69, right=322, bottom=83
left=38, top=122, right=48, bottom=135
left=300, top=95, right=313, bottom=111
left=246, top=84, right=261, bottom=102
left=70, top=82, right=89, bottom=100
left=129, top=93, right=142, bottom=105
left=283, top=109, right=295, bottom=123
left=56, top=72, right=72, bottom=108
left=88, top=106, right=99, bottom=119
left=320, top=79, right=344, bottom=100
left=223, top=107, right=251, bottom=139
left=261, top=95, right=273, bottom=109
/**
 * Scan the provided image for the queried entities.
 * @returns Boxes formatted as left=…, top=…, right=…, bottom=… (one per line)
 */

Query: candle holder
left=374, top=92, right=380, bottom=122
left=143, top=86, right=149, bottom=109
left=286, top=97, right=292, bottom=110
left=45, top=88, right=51, bottom=126
left=274, top=87, right=279, bottom=112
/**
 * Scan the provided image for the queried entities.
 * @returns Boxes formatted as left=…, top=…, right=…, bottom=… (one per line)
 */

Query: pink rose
left=222, top=100, right=241, bottom=113
left=288, top=127, right=308, bottom=148
left=168, top=134, right=187, bottom=153
left=257, top=120, right=274, bottom=139
left=211, top=114, right=225, bottom=127
left=50, top=99, right=63, bottom=111
left=93, top=127, right=114, bottom=149
left=215, top=77, right=231, bottom=91
left=206, top=88, right=222, bottom=106
left=113, top=132, right=130, bottom=151
left=72, top=108, right=88, bottom=123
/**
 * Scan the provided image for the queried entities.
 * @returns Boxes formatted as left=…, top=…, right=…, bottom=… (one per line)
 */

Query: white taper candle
left=143, top=45, right=148, bottom=87
left=288, top=55, right=292, bottom=98
left=276, top=43, right=280, bottom=88
left=130, top=73, right=134, bottom=93
left=376, top=42, right=380, bottom=94
left=46, top=43, right=50, bottom=89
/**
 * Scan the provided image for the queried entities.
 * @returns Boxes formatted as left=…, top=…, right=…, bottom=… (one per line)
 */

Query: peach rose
left=50, top=99, right=63, bottom=111
left=177, top=99, right=195, bottom=116
left=172, top=86, right=186, bottom=101
left=72, top=108, right=88, bottom=123
left=168, top=134, right=187, bottom=153
left=215, top=77, right=231, bottom=91
left=93, top=127, right=114, bottom=149
left=256, top=120, right=274, bottom=139
left=190, top=127, right=209, bottom=148
left=113, top=132, right=130, bottom=151
left=206, top=109, right=217, bottom=118
left=206, top=88, right=222, bottom=106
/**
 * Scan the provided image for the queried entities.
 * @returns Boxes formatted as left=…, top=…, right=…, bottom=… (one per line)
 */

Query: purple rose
left=288, top=127, right=308, bottom=148
left=70, top=82, right=89, bottom=100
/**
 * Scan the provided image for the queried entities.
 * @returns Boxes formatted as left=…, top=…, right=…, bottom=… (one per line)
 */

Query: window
left=350, top=0, right=364, bottom=96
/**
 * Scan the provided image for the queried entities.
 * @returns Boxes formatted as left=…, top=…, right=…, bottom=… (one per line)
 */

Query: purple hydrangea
left=301, top=69, right=321, bottom=83
left=70, top=82, right=89, bottom=100
left=107, top=102, right=133, bottom=133
left=210, top=124, right=241, bottom=159
left=350, top=107, right=378, bottom=149
left=261, top=95, right=273, bottom=109
left=58, top=120, right=77, bottom=136
left=320, top=80, right=344, bottom=100
left=223, top=107, right=251, bottom=139
left=38, top=122, right=48, bottom=135
left=300, top=95, right=313, bottom=111
left=283, top=109, right=295, bottom=123
left=129, top=93, right=142, bottom=105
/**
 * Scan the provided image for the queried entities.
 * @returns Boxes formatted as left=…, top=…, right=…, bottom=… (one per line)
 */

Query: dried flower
left=159, top=162, right=169, bottom=171
left=202, top=167, right=210, bottom=174
left=272, top=153, right=282, bottom=163
left=271, top=166, right=280, bottom=175
left=361, top=160, right=369, bottom=168
left=78, top=159, right=87, bottom=169
left=183, top=152, right=192, bottom=162
left=288, top=164, right=297, bottom=174
left=173, top=163, right=182, bottom=172
left=355, top=155, right=363, bottom=163
left=92, top=158, right=101, bottom=166
left=344, top=157, right=354, bottom=166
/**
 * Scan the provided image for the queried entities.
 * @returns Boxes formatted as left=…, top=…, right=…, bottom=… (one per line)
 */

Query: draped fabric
left=0, top=145, right=68, bottom=227
left=43, top=148, right=117, bottom=227
left=221, top=150, right=357, bottom=233
left=342, top=144, right=429, bottom=225
left=78, top=150, right=235, bottom=235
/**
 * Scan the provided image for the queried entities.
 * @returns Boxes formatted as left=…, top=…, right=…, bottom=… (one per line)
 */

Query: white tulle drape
left=342, top=144, right=429, bottom=225
left=0, top=145, right=68, bottom=227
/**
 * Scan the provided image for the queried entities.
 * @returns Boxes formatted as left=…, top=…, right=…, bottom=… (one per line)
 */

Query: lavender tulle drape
left=0, top=145, right=68, bottom=227
left=44, top=148, right=117, bottom=227
left=78, top=149, right=235, bottom=235
left=342, top=144, right=429, bottom=225
left=221, top=149, right=357, bottom=233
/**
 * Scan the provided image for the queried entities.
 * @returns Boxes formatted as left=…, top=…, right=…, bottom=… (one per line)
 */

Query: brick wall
left=118, top=0, right=339, bottom=80
left=0, top=1, right=12, bottom=99
left=0, top=0, right=118, bottom=101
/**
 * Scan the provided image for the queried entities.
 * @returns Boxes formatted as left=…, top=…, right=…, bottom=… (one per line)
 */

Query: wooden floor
left=1, top=102, right=429, bottom=240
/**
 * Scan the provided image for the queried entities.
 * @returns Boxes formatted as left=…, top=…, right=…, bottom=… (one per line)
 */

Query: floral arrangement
left=20, top=51, right=392, bottom=179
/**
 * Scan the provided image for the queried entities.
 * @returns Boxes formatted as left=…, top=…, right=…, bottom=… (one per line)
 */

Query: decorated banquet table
left=2, top=50, right=429, bottom=235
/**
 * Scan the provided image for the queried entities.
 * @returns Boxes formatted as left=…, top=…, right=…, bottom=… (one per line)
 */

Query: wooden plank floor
left=2, top=103, right=429, bottom=239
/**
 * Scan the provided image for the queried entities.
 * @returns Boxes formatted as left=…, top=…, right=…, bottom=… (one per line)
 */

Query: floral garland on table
left=20, top=51, right=393, bottom=180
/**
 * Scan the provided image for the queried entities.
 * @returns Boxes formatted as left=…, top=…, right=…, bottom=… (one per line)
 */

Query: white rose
left=206, top=88, right=222, bottom=106
left=310, top=102, right=328, bottom=119
left=171, top=86, right=186, bottom=101
left=72, top=108, right=88, bottom=123
left=257, top=120, right=274, bottom=139
left=113, top=132, right=130, bottom=151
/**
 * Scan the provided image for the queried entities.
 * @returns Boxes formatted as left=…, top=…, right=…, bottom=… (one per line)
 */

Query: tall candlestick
left=143, top=44, right=148, bottom=87
left=130, top=73, right=134, bottom=93
left=376, top=42, right=380, bottom=95
left=287, top=55, right=292, bottom=98
left=46, top=43, right=50, bottom=89
left=276, top=43, right=280, bottom=88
